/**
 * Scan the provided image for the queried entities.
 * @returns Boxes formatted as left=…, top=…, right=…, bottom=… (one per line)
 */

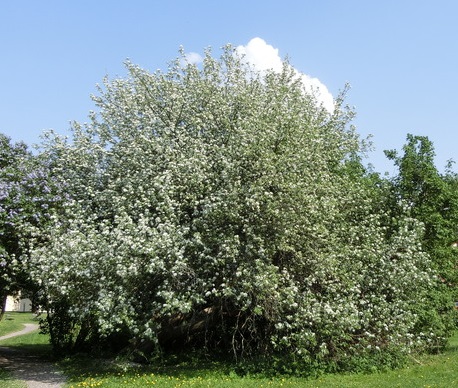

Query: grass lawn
left=63, top=333, right=458, bottom=388
left=0, top=312, right=50, bottom=356
left=0, top=312, right=49, bottom=388
left=2, top=312, right=458, bottom=387
left=0, top=312, right=40, bottom=337
left=0, top=369, right=26, bottom=388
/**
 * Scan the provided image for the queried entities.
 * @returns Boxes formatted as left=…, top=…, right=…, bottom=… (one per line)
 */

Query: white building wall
left=5, top=295, right=16, bottom=311
left=4, top=294, right=32, bottom=312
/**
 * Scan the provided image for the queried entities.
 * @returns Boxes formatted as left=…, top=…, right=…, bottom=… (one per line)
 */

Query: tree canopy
left=2, top=47, right=456, bottom=374
left=0, top=134, right=62, bottom=315
left=385, top=134, right=458, bottom=346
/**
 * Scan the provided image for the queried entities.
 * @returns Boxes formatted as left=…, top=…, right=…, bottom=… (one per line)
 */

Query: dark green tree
left=385, top=134, right=458, bottom=350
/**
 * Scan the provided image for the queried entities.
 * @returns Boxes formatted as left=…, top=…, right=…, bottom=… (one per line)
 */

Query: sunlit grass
left=0, top=312, right=39, bottom=337
left=0, top=312, right=50, bottom=357
left=67, top=372, right=302, bottom=388
left=0, top=330, right=52, bottom=359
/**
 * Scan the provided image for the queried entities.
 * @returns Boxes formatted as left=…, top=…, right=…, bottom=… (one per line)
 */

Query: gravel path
left=0, top=323, right=66, bottom=388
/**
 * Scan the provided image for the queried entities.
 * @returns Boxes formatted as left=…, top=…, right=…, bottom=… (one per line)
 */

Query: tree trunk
left=0, top=294, right=7, bottom=321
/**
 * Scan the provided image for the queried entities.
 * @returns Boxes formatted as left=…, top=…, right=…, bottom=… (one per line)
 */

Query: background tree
left=385, top=134, right=458, bottom=349
left=0, top=133, right=63, bottom=318
left=0, top=134, right=29, bottom=316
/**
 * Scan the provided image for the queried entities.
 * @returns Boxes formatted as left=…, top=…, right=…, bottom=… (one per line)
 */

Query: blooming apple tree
left=30, top=47, right=435, bottom=369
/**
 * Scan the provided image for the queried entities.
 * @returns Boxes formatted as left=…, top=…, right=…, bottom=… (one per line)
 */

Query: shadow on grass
left=0, top=345, right=66, bottom=387
left=59, top=351, right=238, bottom=384
left=1, top=342, right=54, bottom=360
left=443, top=344, right=458, bottom=355
left=53, top=331, right=458, bottom=387
left=0, top=367, right=17, bottom=382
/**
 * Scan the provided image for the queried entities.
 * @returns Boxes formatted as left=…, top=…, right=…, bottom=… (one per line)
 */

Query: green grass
left=0, top=312, right=50, bottom=388
left=0, top=312, right=40, bottom=337
left=0, top=330, right=52, bottom=358
left=62, top=333, right=458, bottom=388
left=0, top=369, right=26, bottom=388
left=0, top=312, right=51, bottom=357
left=2, top=313, right=458, bottom=387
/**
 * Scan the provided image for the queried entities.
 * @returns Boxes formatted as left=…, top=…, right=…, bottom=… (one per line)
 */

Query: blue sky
left=1, top=0, right=457, bottom=174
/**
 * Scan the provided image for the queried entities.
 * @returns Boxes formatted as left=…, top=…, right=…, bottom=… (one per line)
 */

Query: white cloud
left=235, top=37, right=283, bottom=73
left=182, top=52, right=203, bottom=66
left=236, top=38, right=334, bottom=113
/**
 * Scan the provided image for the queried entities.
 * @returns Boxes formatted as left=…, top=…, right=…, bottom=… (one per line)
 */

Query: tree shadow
left=0, top=342, right=53, bottom=359
left=59, top=350, right=242, bottom=385
left=0, top=344, right=65, bottom=386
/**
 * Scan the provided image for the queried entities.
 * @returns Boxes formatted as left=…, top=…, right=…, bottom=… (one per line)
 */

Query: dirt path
left=0, top=324, right=66, bottom=388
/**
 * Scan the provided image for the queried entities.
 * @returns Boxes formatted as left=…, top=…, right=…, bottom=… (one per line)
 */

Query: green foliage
left=0, top=134, right=32, bottom=310
left=385, top=134, right=458, bottom=348
left=0, top=133, right=65, bottom=315
left=28, top=46, right=437, bottom=373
